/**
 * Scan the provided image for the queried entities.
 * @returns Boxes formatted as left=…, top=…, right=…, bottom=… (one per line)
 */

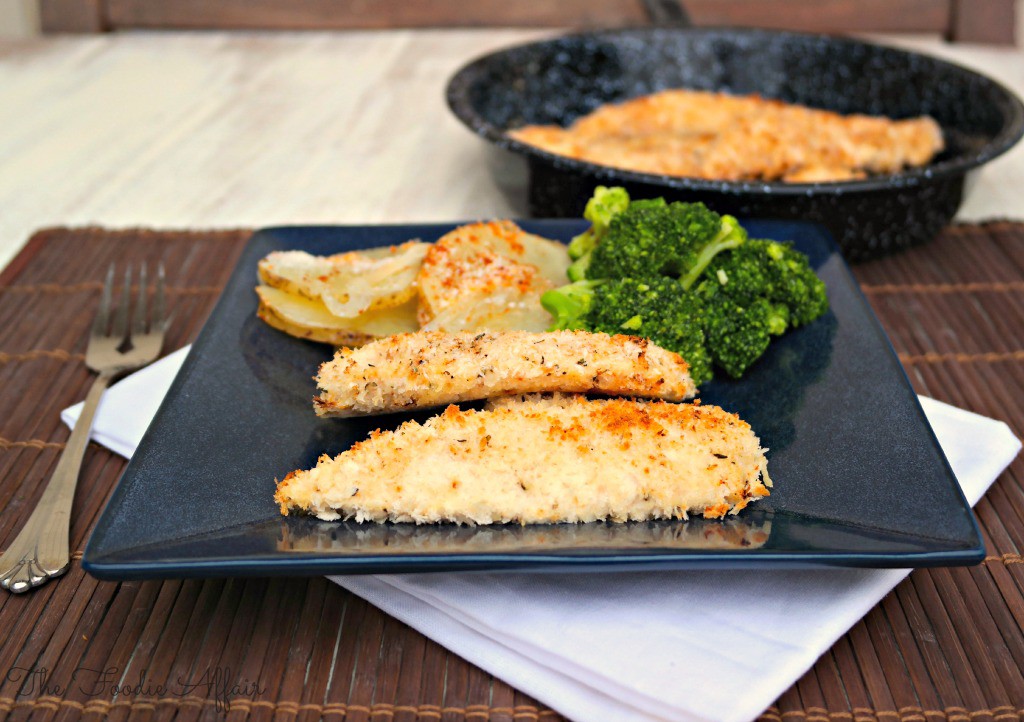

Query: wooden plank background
left=37, top=0, right=1016, bottom=42
left=97, top=0, right=950, bottom=32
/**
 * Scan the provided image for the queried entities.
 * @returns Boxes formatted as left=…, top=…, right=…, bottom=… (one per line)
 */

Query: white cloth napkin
left=65, top=347, right=1021, bottom=722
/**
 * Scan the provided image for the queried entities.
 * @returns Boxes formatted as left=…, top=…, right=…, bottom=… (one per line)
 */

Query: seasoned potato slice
left=420, top=287, right=552, bottom=333
left=256, top=286, right=418, bottom=346
left=258, top=241, right=429, bottom=319
left=416, top=221, right=569, bottom=332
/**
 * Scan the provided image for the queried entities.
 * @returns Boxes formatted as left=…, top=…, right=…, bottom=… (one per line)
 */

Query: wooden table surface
left=1, top=29, right=1024, bottom=272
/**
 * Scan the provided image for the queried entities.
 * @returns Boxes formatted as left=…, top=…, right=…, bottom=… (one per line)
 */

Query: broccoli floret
left=761, top=241, right=829, bottom=326
left=566, top=252, right=592, bottom=282
left=700, top=247, right=770, bottom=301
left=551, top=187, right=830, bottom=385
left=542, top=277, right=713, bottom=385
left=567, top=186, right=630, bottom=262
left=693, top=238, right=827, bottom=376
left=541, top=279, right=602, bottom=331
left=704, top=239, right=828, bottom=327
left=582, top=198, right=671, bottom=278
left=768, top=303, right=790, bottom=336
left=678, top=214, right=748, bottom=290
left=702, top=296, right=784, bottom=378
left=584, top=199, right=746, bottom=287
left=697, top=269, right=785, bottom=378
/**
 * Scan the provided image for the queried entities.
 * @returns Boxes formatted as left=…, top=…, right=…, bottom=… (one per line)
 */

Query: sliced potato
left=256, top=285, right=418, bottom=346
left=258, top=241, right=429, bottom=319
left=416, top=220, right=569, bottom=330
left=257, top=221, right=570, bottom=340
left=258, top=301, right=374, bottom=347
left=258, top=245, right=404, bottom=295
left=419, top=287, right=552, bottom=333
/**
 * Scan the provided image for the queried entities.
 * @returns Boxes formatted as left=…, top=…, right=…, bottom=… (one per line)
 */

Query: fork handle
left=0, top=371, right=114, bottom=593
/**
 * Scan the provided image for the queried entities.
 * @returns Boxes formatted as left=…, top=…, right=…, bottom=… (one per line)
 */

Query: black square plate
left=83, top=220, right=984, bottom=579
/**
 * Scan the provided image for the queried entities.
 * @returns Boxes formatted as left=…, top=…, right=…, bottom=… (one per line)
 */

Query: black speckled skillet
left=446, top=28, right=1024, bottom=260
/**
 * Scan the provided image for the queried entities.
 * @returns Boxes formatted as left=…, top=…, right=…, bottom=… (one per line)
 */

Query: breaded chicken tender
left=510, top=89, right=944, bottom=183
left=276, top=394, right=770, bottom=524
left=313, top=330, right=696, bottom=417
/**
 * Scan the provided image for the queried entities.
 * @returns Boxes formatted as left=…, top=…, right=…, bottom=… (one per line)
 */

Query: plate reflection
left=278, top=515, right=772, bottom=556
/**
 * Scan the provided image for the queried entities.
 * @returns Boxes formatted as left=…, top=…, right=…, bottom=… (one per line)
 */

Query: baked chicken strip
left=276, top=394, right=770, bottom=523
left=510, top=89, right=943, bottom=183
left=313, top=330, right=696, bottom=417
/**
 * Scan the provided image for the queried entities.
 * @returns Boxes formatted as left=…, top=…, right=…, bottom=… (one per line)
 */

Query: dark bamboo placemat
left=0, top=224, right=1022, bottom=722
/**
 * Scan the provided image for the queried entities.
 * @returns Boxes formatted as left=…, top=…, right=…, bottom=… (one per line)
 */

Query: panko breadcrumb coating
left=313, top=330, right=696, bottom=417
left=276, top=393, right=770, bottom=524
left=510, top=89, right=944, bottom=183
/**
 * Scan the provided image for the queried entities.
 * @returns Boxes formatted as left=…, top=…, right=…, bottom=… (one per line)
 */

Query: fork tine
left=111, top=266, right=131, bottom=340
left=154, top=262, right=167, bottom=331
left=132, top=263, right=148, bottom=335
left=91, top=265, right=115, bottom=337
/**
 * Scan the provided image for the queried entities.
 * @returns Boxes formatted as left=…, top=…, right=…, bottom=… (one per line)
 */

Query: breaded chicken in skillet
left=510, top=89, right=943, bottom=183
left=313, top=330, right=697, bottom=417
left=277, top=393, right=770, bottom=524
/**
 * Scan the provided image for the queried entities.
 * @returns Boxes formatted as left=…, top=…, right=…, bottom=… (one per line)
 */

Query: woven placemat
left=0, top=224, right=1022, bottom=722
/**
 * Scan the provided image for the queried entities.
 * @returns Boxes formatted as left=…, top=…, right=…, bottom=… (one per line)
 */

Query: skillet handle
left=642, top=0, right=692, bottom=27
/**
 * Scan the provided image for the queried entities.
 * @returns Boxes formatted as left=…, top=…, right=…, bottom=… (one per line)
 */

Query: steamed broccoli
left=687, top=239, right=827, bottom=377
left=702, top=296, right=788, bottom=378
left=542, top=277, right=713, bottom=385
left=547, top=187, right=829, bottom=384
left=544, top=279, right=601, bottom=331
left=761, top=241, right=829, bottom=326
left=568, top=186, right=630, bottom=259
left=566, top=186, right=630, bottom=281
left=702, top=239, right=829, bottom=329
left=579, top=199, right=747, bottom=287
left=678, top=214, right=748, bottom=290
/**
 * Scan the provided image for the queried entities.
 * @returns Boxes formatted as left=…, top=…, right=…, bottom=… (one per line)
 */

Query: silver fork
left=0, top=263, right=167, bottom=593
